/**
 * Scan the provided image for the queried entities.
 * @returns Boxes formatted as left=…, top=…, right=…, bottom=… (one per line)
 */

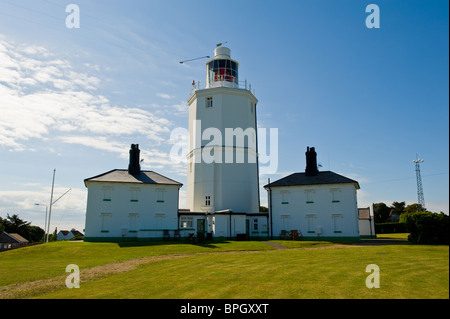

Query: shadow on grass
left=117, top=239, right=233, bottom=249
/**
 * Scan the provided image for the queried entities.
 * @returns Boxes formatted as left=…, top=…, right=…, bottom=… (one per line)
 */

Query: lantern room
left=206, top=46, right=239, bottom=88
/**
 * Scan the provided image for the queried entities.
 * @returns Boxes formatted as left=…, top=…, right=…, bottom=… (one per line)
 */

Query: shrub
left=375, top=222, right=407, bottom=234
left=400, top=211, right=449, bottom=244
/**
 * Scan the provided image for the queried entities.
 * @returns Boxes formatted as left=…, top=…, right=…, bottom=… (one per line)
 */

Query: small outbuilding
left=0, top=232, right=29, bottom=250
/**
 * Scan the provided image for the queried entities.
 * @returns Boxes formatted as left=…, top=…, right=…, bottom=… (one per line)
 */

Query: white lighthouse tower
left=186, top=46, right=260, bottom=214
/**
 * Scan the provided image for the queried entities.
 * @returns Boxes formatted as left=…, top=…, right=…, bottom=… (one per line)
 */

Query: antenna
left=413, top=156, right=425, bottom=208
left=179, top=56, right=210, bottom=64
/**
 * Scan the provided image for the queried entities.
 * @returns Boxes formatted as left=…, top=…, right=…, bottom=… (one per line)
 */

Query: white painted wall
left=269, top=183, right=360, bottom=239
left=84, top=181, right=180, bottom=240
left=187, top=87, right=260, bottom=214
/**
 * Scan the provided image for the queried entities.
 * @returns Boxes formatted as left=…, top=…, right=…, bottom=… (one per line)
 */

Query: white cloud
left=0, top=185, right=87, bottom=232
left=156, top=93, right=174, bottom=99
left=0, top=36, right=174, bottom=154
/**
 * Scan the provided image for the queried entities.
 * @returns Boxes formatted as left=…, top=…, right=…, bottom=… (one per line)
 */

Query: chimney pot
left=128, top=144, right=141, bottom=175
left=305, top=146, right=319, bottom=176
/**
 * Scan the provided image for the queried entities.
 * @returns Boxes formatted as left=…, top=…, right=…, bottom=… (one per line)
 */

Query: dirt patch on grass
left=0, top=254, right=188, bottom=299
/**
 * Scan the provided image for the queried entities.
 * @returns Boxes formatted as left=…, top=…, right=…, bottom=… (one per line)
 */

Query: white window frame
left=102, top=186, right=113, bottom=201
left=100, top=213, right=112, bottom=232
left=305, top=214, right=316, bottom=233
left=181, top=216, right=194, bottom=228
left=332, top=214, right=343, bottom=233
left=206, top=97, right=213, bottom=108
left=128, top=213, right=139, bottom=231
left=331, top=188, right=341, bottom=203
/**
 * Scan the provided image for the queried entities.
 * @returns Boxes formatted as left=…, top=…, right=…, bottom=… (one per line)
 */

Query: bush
left=375, top=222, right=407, bottom=234
left=400, top=211, right=449, bottom=244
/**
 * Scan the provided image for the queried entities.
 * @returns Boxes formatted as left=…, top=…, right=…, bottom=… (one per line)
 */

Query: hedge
left=375, top=222, right=407, bottom=234
left=400, top=211, right=449, bottom=244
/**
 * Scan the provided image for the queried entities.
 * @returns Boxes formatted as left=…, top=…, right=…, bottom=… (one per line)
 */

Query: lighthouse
left=186, top=46, right=260, bottom=215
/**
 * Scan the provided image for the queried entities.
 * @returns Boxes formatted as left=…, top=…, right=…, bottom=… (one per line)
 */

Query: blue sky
left=0, top=0, right=448, bottom=233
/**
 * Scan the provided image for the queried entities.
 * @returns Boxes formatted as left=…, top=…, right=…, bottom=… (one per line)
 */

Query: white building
left=84, top=144, right=183, bottom=242
left=183, top=45, right=268, bottom=239
left=358, top=205, right=376, bottom=239
left=265, top=147, right=361, bottom=241
left=57, top=229, right=84, bottom=241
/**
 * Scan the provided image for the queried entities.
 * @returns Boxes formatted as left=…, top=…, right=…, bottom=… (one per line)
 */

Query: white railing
left=191, top=79, right=255, bottom=95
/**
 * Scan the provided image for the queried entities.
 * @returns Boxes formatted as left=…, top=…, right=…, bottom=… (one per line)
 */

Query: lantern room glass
left=207, top=59, right=239, bottom=87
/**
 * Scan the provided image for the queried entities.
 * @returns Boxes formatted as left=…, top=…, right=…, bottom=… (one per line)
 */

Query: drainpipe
left=268, top=178, right=273, bottom=240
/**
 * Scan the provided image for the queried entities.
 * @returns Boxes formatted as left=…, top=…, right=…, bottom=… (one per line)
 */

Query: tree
left=373, top=203, right=391, bottom=223
left=390, top=201, right=406, bottom=216
left=2, top=214, right=45, bottom=243
left=29, top=225, right=45, bottom=242
left=405, top=203, right=426, bottom=214
left=3, top=214, right=31, bottom=239
left=0, top=216, right=4, bottom=234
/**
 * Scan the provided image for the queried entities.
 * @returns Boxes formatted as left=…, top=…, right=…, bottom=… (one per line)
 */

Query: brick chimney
left=128, top=144, right=141, bottom=175
left=305, top=146, right=319, bottom=176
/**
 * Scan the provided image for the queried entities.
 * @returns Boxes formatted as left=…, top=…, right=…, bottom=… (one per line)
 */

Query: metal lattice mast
left=413, top=157, right=425, bottom=207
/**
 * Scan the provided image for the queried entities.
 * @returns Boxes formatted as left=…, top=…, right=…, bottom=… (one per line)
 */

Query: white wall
left=186, top=87, right=260, bottom=214
left=269, top=183, right=360, bottom=239
left=84, top=182, right=179, bottom=240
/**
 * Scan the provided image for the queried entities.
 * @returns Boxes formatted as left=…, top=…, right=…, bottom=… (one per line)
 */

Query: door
left=197, top=219, right=205, bottom=235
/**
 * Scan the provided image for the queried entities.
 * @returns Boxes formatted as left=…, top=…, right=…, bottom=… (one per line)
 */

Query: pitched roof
left=0, top=232, right=29, bottom=243
left=84, top=169, right=183, bottom=187
left=264, top=171, right=360, bottom=189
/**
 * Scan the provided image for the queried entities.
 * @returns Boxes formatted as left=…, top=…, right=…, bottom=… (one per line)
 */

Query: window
left=101, top=213, right=112, bottom=232
left=181, top=216, right=193, bottom=228
left=155, top=214, right=165, bottom=229
left=281, top=190, right=289, bottom=204
left=305, top=189, right=315, bottom=204
left=205, top=195, right=211, bottom=206
left=281, top=215, right=290, bottom=231
left=130, top=187, right=140, bottom=202
left=206, top=59, right=238, bottom=85
left=156, top=188, right=165, bottom=203
left=332, top=214, right=342, bottom=233
left=253, top=219, right=258, bottom=231
left=331, top=188, right=341, bottom=203
left=306, top=214, right=316, bottom=233
left=206, top=97, right=213, bottom=108
left=128, top=213, right=138, bottom=231
left=102, top=186, right=113, bottom=201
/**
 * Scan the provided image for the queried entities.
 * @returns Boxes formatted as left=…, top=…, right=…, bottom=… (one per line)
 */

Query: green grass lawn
left=1, top=239, right=448, bottom=299
left=376, top=233, right=409, bottom=239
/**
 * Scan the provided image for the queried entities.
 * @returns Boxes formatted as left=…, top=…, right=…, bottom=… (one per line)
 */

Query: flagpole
left=46, top=169, right=56, bottom=243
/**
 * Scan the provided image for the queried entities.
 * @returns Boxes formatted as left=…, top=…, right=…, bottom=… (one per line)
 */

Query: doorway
left=197, top=219, right=205, bottom=235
